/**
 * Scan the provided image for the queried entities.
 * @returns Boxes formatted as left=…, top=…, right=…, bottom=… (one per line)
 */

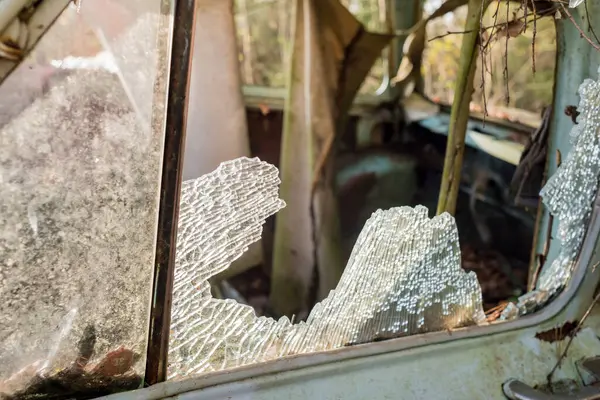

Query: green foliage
left=234, top=0, right=291, bottom=87
left=233, top=0, right=387, bottom=94
left=423, top=2, right=556, bottom=114
left=233, top=0, right=556, bottom=113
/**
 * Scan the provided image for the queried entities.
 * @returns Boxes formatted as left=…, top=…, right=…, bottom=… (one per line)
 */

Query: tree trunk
left=436, top=0, right=488, bottom=215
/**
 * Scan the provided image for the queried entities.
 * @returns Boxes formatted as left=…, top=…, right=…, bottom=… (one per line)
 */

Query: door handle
left=503, top=379, right=600, bottom=400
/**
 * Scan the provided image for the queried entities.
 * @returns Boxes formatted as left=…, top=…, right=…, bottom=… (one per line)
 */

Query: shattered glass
left=168, top=157, right=485, bottom=378
left=501, top=67, right=600, bottom=319
left=169, top=61, right=600, bottom=376
left=0, top=3, right=172, bottom=397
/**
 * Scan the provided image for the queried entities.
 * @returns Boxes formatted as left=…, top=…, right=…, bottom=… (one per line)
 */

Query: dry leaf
left=480, top=28, right=490, bottom=44
left=494, top=20, right=526, bottom=40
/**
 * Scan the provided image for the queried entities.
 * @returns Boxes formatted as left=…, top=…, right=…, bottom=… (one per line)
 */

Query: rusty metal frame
left=145, top=0, right=198, bottom=386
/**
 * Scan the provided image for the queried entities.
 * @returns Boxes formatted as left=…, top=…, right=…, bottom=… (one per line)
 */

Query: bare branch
left=560, top=3, right=600, bottom=52
left=583, top=0, right=600, bottom=46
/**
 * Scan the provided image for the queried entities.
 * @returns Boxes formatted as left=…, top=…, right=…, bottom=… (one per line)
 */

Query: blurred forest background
left=233, top=0, right=556, bottom=115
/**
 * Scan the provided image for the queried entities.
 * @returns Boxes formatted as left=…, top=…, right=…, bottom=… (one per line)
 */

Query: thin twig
left=531, top=0, right=537, bottom=73
left=583, top=0, right=600, bottom=46
left=428, top=30, right=473, bottom=42
left=547, top=278, right=600, bottom=385
left=436, top=2, right=547, bottom=108
left=428, top=13, right=545, bottom=42
left=504, top=0, right=510, bottom=105
left=483, top=0, right=502, bottom=50
left=479, top=0, right=491, bottom=118
left=522, top=0, right=528, bottom=33
left=560, top=3, right=600, bottom=52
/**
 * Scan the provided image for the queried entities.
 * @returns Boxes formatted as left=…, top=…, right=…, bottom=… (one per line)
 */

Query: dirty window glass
left=233, top=0, right=388, bottom=95
left=0, top=1, right=172, bottom=397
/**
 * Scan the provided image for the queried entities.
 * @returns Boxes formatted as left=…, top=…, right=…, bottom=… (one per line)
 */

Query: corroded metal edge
left=145, top=0, right=198, bottom=386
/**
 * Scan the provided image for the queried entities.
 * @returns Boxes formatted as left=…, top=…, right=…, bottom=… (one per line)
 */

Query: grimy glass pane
left=0, top=1, right=173, bottom=397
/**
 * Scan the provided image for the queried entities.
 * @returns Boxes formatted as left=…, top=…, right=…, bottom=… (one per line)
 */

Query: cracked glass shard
left=501, top=67, right=600, bottom=319
left=168, top=157, right=485, bottom=378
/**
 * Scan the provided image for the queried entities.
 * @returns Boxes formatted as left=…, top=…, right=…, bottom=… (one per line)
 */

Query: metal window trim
left=144, top=0, right=198, bottom=386
left=108, top=166, right=600, bottom=399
